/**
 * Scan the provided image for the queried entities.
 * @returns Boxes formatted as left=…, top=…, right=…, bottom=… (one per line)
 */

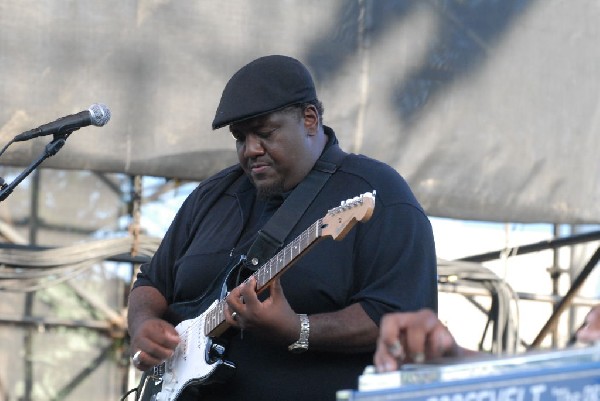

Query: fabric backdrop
left=0, top=0, right=598, bottom=224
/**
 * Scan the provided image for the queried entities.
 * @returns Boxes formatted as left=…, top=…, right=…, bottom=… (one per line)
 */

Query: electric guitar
left=135, top=191, right=376, bottom=401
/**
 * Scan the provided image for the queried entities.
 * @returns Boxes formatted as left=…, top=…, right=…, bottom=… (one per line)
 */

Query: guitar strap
left=244, top=136, right=347, bottom=270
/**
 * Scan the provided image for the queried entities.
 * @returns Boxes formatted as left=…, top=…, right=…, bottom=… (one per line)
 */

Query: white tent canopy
left=0, top=0, right=598, bottom=224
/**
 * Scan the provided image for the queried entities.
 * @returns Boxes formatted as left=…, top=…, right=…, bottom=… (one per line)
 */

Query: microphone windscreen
left=89, top=104, right=111, bottom=126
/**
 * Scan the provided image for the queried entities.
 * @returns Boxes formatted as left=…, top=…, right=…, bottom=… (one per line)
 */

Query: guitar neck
left=203, top=219, right=323, bottom=337
left=253, top=219, right=323, bottom=292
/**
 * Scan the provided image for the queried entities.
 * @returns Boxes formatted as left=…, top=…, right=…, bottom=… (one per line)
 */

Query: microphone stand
left=0, top=132, right=71, bottom=202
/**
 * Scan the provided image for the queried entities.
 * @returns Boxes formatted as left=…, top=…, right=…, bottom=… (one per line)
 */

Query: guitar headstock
left=320, top=191, right=376, bottom=241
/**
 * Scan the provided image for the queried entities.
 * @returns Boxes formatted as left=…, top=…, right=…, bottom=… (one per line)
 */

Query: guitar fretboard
left=203, top=219, right=323, bottom=336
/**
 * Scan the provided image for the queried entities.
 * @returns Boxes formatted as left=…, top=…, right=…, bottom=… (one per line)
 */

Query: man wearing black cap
left=127, top=55, right=437, bottom=400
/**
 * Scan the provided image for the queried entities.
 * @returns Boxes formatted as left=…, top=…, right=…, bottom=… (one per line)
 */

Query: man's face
left=230, top=107, right=315, bottom=198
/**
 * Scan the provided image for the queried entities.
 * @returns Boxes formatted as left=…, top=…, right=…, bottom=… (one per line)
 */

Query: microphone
left=14, top=103, right=111, bottom=142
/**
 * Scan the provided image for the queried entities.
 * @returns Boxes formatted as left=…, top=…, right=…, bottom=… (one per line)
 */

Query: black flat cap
left=212, top=55, right=317, bottom=129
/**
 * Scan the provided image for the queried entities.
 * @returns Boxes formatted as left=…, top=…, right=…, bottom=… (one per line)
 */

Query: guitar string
left=171, top=193, right=367, bottom=339
left=172, top=219, right=322, bottom=346
left=165, top=195, right=369, bottom=357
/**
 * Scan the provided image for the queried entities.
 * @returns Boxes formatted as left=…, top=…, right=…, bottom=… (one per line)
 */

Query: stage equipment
left=337, top=344, right=600, bottom=401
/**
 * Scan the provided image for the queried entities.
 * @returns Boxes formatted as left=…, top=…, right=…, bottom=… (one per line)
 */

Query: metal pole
left=22, top=169, right=40, bottom=401
left=530, top=246, right=600, bottom=349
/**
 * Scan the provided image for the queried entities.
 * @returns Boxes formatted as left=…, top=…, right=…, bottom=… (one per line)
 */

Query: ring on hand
left=132, top=350, right=142, bottom=366
left=413, top=352, right=425, bottom=364
left=388, top=341, right=404, bottom=358
left=231, top=311, right=238, bottom=321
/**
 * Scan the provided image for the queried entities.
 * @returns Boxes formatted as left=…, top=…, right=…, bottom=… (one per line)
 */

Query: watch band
left=288, top=314, right=310, bottom=353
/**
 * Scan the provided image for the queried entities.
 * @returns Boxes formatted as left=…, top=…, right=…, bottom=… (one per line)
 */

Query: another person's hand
left=130, top=318, right=180, bottom=371
left=576, top=305, right=600, bottom=344
left=374, top=309, right=471, bottom=373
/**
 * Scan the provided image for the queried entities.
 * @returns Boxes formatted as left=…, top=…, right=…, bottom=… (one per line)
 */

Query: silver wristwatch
left=288, top=314, right=310, bottom=353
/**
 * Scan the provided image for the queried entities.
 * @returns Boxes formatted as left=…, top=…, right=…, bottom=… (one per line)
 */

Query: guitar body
left=137, top=303, right=236, bottom=401
left=136, top=259, right=245, bottom=401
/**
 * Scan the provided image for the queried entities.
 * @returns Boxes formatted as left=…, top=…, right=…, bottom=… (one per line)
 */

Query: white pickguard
left=154, top=300, right=220, bottom=401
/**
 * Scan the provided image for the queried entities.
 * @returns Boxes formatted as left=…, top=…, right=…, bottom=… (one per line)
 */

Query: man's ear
left=303, top=105, right=319, bottom=135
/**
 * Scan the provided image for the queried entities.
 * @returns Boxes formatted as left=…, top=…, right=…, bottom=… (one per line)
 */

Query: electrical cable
left=0, top=235, right=162, bottom=292
left=438, top=258, right=520, bottom=354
